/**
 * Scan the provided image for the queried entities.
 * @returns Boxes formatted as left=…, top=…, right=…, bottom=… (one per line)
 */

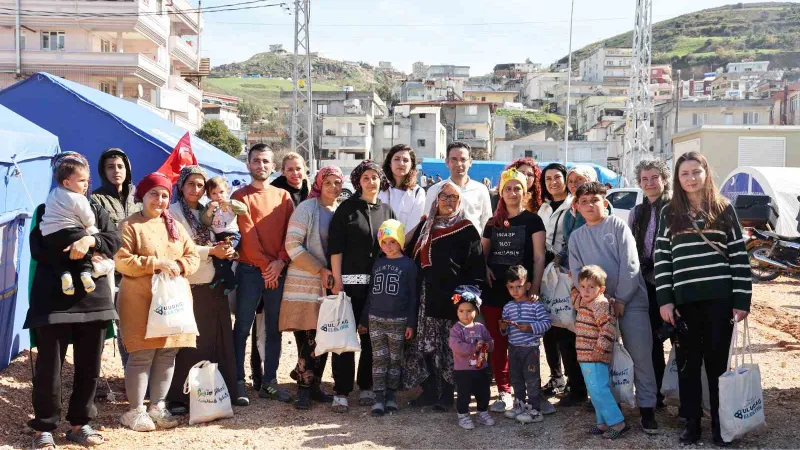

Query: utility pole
left=196, top=0, right=201, bottom=72
left=291, top=0, right=315, bottom=172
left=622, top=0, right=653, bottom=185
left=564, top=0, right=575, bottom=165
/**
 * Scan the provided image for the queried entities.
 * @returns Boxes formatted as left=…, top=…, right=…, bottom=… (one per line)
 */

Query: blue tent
left=420, top=158, right=620, bottom=188
left=0, top=72, right=248, bottom=189
left=0, top=104, right=61, bottom=370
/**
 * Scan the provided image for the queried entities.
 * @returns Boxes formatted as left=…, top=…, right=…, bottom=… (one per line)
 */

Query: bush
left=196, top=120, right=243, bottom=157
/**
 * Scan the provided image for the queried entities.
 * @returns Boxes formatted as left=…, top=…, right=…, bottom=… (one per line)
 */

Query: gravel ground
left=2, top=278, right=799, bottom=449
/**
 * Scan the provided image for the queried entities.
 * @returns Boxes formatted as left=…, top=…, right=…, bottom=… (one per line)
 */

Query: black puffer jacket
left=271, top=175, right=309, bottom=207
left=90, top=148, right=141, bottom=228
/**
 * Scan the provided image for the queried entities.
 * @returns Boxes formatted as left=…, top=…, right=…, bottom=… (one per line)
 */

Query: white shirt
left=423, top=176, right=492, bottom=232
left=378, top=186, right=426, bottom=233
left=537, top=195, right=573, bottom=254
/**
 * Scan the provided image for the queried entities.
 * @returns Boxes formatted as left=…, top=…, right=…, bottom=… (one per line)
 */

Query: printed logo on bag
left=733, top=396, right=763, bottom=420
left=196, top=386, right=231, bottom=404
left=611, top=367, right=632, bottom=387
left=320, top=318, right=350, bottom=333
left=154, top=303, right=185, bottom=316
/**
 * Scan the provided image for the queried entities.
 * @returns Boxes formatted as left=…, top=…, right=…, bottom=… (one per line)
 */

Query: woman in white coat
left=379, top=144, right=426, bottom=233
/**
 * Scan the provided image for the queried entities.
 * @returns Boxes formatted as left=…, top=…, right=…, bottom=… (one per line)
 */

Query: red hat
left=135, top=172, right=173, bottom=203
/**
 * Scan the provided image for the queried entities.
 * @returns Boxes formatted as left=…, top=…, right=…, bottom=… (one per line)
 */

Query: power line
left=0, top=1, right=289, bottom=18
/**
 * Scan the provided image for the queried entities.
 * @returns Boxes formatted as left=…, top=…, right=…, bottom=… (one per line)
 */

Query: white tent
left=720, top=166, right=800, bottom=237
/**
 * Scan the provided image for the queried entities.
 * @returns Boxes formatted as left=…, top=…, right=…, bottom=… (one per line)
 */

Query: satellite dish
left=137, top=84, right=143, bottom=99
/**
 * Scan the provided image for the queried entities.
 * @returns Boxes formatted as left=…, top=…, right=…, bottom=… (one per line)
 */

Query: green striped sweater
left=654, top=204, right=752, bottom=311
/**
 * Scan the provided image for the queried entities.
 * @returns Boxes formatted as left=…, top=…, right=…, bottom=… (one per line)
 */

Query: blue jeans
left=579, top=362, right=624, bottom=427
left=233, top=263, right=285, bottom=382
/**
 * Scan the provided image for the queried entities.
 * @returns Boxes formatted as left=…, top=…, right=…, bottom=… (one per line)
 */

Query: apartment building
left=426, top=64, right=470, bottom=80
left=576, top=96, right=627, bottom=137
left=650, top=64, right=674, bottom=103
left=0, top=0, right=206, bottom=132
left=493, top=63, right=541, bottom=79
left=727, top=61, right=769, bottom=73
left=521, top=71, right=569, bottom=108
left=398, top=100, right=496, bottom=157
left=578, top=46, right=633, bottom=83
left=463, top=89, right=518, bottom=104
left=202, top=92, right=242, bottom=138
left=374, top=105, right=447, bottom=160
left=412, top=61, right=428, bottom=79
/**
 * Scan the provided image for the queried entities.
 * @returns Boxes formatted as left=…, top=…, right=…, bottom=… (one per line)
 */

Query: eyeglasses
left=438, top=194, right=459, bottom=202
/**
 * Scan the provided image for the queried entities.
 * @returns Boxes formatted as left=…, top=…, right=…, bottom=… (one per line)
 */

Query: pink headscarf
left=309, top=166, right=344, bottom=199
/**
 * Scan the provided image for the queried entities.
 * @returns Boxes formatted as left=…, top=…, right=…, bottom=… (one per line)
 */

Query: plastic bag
left=145, top=273, right=198, bottom=339
left=183, top=360, right=233, bottom=425
left=661, top=345, right=711, bottom=411
left=539, top=262, right=576, bottom=332
left=314, top=292, right=361, bottom=356
left=610, top=323, right=637, bottom=408
left=719, top=319, right=765, bottom=442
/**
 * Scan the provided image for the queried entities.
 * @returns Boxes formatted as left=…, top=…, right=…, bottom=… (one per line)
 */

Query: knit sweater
left=575, top=294, right=616, bottom=364
left=654, top=204, right=752, bottom=311
left=231, top=184, right=294, bottom=272
left=279, top=198, right=336, bottom=331
left=501, top=300, right=551, bottom=346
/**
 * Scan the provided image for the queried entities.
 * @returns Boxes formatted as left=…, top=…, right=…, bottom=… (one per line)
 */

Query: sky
left=200, top=0, right=772, bottom=76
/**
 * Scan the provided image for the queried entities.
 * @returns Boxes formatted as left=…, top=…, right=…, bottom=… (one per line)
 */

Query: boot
left=433, top=379, right=454, bottom=412
left=640, top=407, right=659, bottom=434
left=679, top=418, right=701, bottom=445
left=408, top=375, right=438, bottom=407
left=295, top=387, right=311, bottom=410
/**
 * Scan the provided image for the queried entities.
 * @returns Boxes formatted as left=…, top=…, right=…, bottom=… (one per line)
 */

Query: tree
left=197, top=120, right=242, bottom=156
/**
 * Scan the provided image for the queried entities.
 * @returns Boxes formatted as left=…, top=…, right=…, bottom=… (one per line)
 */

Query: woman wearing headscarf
left=403, top=181, right=485, bottom=411
left=279, top=166, right=344, bottom=410
left=115, top=172, right=200, bottom=432
left=328, top=160, right=395, bottom=412
left=26, top=153, right=121, bottom=449
left=164, top=166, right=239, bottom=413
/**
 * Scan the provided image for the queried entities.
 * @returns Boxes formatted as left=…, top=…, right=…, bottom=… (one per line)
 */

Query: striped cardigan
left=575, top=293, right=616, bottom=364
left=278, top=198, right=337, bottom=331
left=654, top=204, right=752, bottom=311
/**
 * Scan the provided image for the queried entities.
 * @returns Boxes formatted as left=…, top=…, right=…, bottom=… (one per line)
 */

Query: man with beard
left=230, top=144, right=295, bottom=406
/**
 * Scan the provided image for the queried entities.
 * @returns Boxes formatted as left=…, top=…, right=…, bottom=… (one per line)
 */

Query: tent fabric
left=0, top=72, right=248, bottom=190
left=420, top=158, right=620, bottom=188
left=721, top=166, right=800, bottom=237
left=0, top=105, right=60, bottom=370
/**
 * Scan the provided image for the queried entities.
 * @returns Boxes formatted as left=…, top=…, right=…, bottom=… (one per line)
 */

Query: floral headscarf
left=175, top=165, right=213, bottom=246
left=350, top=160, right=389, bottom=196
left=309, top=166, right=344, bottom=199
left=413, top=181, right=468, bottom=268
left=135, top=172, right=180, bottom=242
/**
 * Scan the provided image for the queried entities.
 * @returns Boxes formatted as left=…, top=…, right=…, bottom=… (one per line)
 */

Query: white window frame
left=692, top=113, right=708, bottom=126
left=41, top=31, right=65, bottom=51
left=465, top=105, right=478, bottom=116
left=316, top=103, right=328, bottom=115
left=743, top=111, right=760, bottom=125
left=457, top=129, right=476, bottom=139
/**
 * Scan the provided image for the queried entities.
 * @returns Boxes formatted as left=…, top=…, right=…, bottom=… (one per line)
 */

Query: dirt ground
left=2, top=278, right=799, bottom=450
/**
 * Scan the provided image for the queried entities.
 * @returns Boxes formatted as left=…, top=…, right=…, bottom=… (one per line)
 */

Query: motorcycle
left=745, top=194, right=800, bottom=281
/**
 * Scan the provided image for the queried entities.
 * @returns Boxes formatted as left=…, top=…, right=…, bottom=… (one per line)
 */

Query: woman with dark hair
left=329, top=160, right=395, bottom=412
left=379, top=144, right=426, bottom=232
left=505, top=157, right=543, bottom=213
left=481, top=168, right=547, bottom=414
left=655, top=151, right=751, bottom=446
left=403, top=182, right=485, bottom=411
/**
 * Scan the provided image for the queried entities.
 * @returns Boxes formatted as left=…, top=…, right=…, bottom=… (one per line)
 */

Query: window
left=457, top=129, right=476, bottom=139
left=417, top=139, right=426, bottom=147
left=346, top=123, right=353, bottom=136
left=419, top=113, right=426, bottom=118
left=465, top=105, right=478, bottom=115
left=481, top=96, right=486, bottom=101
left=156, top=0, right=163, bottom=14
left=100, top=39, right=117, bottom=53
left=524, top=150, right=534, bottom=158
left=99, top=81, right=117, bottom=96
left=41, top=31, right=65, bottom=51
left=607, top=191, right=638, bottom=211
left=692, top=113, right=708, bottom=126
left=792, top=97, right=799, bottom=113
left=743, top=112, right=760, bottom=125
left=316, top=103, right=328, bottom=115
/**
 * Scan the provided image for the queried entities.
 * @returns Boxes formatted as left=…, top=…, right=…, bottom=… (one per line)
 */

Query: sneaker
left=120, top=406, right=156, bottom=432
left=294, top=387, right=311, bottom=410
left=539, top=399, right=556, bottom=415
left=310, top=388, right=334, bottom=403
left=259, top=381, right=293, bottom=403
left=490, top=391, right=513, bottom=412
left=80, top=272, right=96, bottom=294
left=458, top=413, right=475, bottom=430
left=359, top=390, right=376, bottom=406
left=640, top=408, right=659, bottom=434
left=516, top=405, right=544, bottom=424
left=61, top=272, right=75, bottom=296
left=542, top=376, right=567, bottom=397
left=232, top=380, right=250, bottom=406
left=371, top=401, right=385, bottom=417
left=504, top=399, right=526, bottom=419
left=148, top=402, right=180, bottom=429
left=476, top=410, right=495, bottom=426
left=385, top=390, right=399, bottom=412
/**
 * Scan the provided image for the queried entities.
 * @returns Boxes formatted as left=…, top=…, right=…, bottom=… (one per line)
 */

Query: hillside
left=203, top=51, right=397, bottom=113
left=563, top=2, right=800, bottom=78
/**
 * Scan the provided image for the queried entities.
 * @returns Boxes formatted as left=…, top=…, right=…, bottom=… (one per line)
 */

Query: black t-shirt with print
left=482, top=210, right=546, bottom=308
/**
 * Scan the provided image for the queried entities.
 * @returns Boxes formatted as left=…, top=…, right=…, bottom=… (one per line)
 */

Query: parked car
left=606, top=188, right=643, bottom=223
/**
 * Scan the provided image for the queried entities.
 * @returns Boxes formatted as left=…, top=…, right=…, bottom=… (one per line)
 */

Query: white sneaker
left=490, top=391, right=513, bottom=412
left=120, top=406, right=156, bottom=432
left=504, top=398, right=526, bottom=419
left=476, top=410, right=495, bottom=426
left=458, top=413, right=475, bottom=430
left=148, top=402, right=180, bottom=429
left=516, top=405, right=544, bottom=424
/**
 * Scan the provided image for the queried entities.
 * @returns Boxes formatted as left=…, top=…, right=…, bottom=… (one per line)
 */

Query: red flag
left=157, top=132, right=198, bottom=184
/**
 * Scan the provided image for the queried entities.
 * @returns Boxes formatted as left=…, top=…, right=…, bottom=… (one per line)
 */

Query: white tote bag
left=183, top=361, right=234, bottom=425
left=314, top=292, right=361, bottom=356
left=145, top=273, right=199, bottom=339
left=539, top=262, right=576, bottom=332
left=610, top=323, right=637, bottom=408
left=661, top=346, right=711, bottom=411
left=719, top=319, right=766, bottom=442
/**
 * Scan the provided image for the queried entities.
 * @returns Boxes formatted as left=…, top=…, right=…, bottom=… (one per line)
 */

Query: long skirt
left=167, top=283, right=237, bottom=404
left=402, top=284, right=456, bottom=390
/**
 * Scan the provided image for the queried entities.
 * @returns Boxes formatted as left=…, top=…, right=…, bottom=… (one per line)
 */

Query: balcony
left=0, top=0, right=169, bottom=45
left=125, top=97, right=169, bottom=119
left=320, top=135, right=369, bottom=150
left=169, top=0, right=203, bottom=34
left=169, top=36, right=199, bottom=70
left=456, top=138, right=490, bottom=149
left=0, top=50, right=168, bottom=86
left=169, top=75, right=202, bottom=103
